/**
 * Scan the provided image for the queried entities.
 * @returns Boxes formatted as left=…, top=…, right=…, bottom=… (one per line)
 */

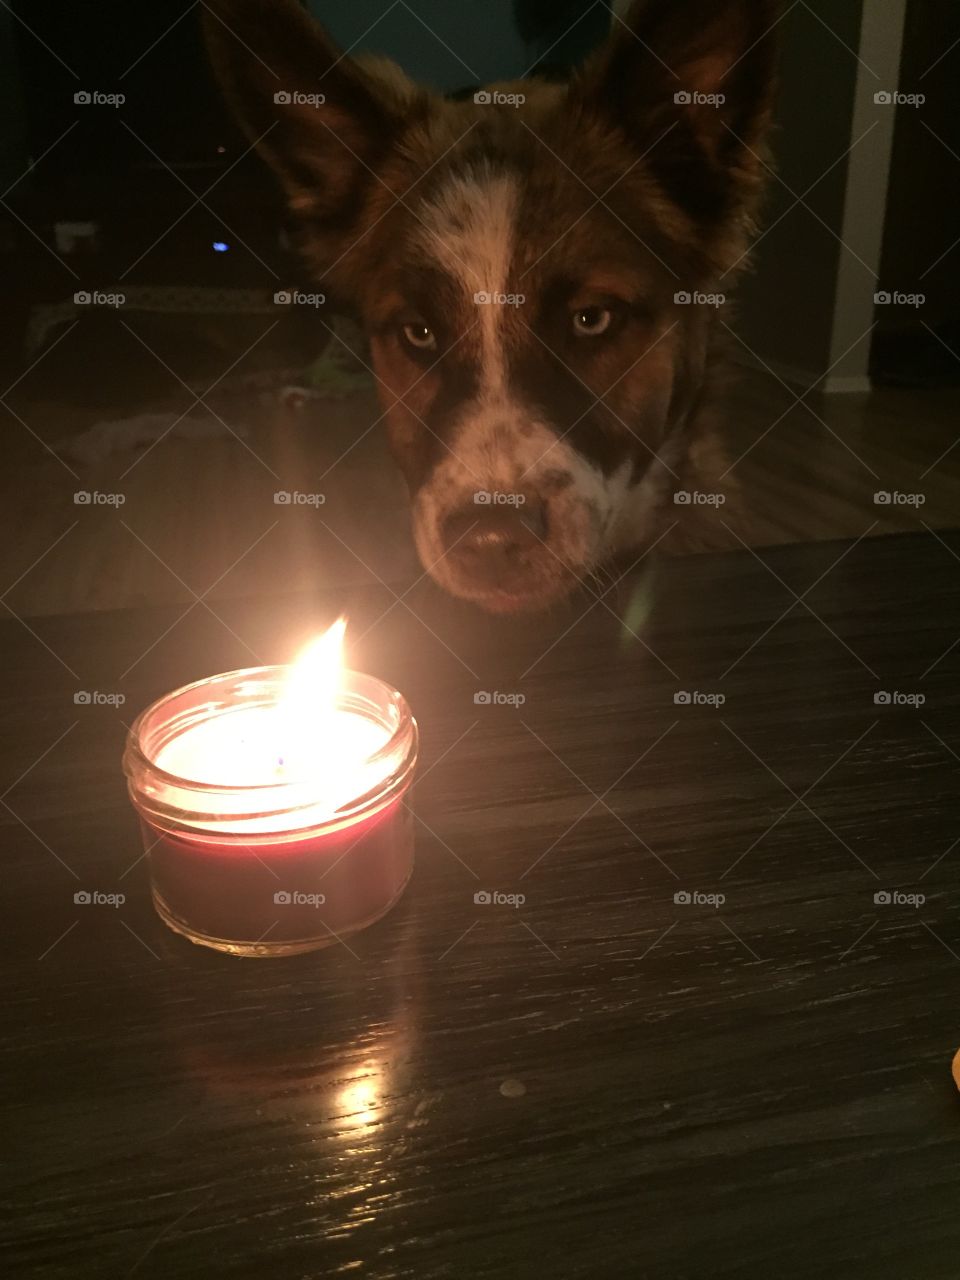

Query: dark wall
left=735, top=0, right=864, bottom=377
left=0, top=9, right=28, bottom=192
left=877, top=0, right=960, bottom=329
left=10, top=0, right=235, bottom=189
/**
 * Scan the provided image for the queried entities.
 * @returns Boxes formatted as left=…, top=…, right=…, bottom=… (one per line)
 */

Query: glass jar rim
left=125, top=664, right=410, bottom=790
left=123, top=665, right=418, bottom=837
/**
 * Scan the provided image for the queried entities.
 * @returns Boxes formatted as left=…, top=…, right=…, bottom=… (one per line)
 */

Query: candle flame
left=284, top=617, right=346, bottom=712
left=274, top=617, right=347, bottom=774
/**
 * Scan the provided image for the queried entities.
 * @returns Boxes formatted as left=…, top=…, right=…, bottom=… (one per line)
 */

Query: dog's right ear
left=202, top=0, right=399, bottom=222
left=577, top=0, right=779, bottom=240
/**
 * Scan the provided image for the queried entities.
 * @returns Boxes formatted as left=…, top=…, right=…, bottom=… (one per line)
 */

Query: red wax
left=143, top=798, right=413, bottom=952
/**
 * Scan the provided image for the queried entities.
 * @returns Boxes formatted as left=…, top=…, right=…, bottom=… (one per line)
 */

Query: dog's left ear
left=578, top=0, right=780, bottom=241
left=202, top=0, right=403, bottom=223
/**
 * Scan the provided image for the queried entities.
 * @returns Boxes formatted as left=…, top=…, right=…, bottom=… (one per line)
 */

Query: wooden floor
left=2, top=360, right=958, bottom=620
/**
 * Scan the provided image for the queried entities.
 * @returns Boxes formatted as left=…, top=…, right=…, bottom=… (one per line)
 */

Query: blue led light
left=212, top=241, right=229, bottom=253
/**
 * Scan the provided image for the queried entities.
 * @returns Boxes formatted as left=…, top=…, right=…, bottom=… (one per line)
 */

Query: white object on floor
left=54, top=221, right=99, bottom=254
left=60, top=412, right=250, bottom=467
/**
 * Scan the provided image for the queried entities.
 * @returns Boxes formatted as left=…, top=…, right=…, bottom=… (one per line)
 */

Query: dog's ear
left=202, top=0, right=400, bottom=222
left=579, top=0, right=779, bottom=231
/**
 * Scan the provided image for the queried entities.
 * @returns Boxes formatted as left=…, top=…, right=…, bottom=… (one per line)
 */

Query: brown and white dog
left=204, top=0, right=778, bottom=613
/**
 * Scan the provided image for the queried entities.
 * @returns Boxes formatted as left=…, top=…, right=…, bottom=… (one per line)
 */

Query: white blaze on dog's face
left=204, top=0, right=778, bottom=612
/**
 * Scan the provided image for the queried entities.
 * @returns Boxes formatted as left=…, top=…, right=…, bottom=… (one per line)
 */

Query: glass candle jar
left=123, top=666, right=418, bottom=957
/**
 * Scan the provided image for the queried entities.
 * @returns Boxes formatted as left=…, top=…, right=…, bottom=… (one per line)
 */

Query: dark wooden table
left=5, top=531, right=960, bottom=1279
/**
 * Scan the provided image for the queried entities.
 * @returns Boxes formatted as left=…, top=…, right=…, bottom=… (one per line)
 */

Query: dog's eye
left=572, top=306, right=613, bottom=337
left=401, top=322, right=437, bottom=352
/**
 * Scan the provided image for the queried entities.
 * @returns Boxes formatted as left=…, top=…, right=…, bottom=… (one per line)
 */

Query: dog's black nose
left=441, top=498, right=547, bottom=586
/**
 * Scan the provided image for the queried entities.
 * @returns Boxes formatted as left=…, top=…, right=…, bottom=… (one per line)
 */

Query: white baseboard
left=818, top=373, right=874, bottom=395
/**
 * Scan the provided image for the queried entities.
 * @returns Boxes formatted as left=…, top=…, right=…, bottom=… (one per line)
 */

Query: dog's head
left=205, top=0, right=777, bottom=612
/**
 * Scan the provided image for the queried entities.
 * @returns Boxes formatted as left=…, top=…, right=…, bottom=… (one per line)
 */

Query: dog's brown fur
left=205, top=0, right=779, bottom=612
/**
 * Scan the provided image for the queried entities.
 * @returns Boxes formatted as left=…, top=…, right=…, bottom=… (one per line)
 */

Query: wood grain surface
left=3, top=531, right=960, bottom=1279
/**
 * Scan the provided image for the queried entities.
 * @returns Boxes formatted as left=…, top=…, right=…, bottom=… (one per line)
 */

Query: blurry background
left=0, top=0, right=957, bottom=619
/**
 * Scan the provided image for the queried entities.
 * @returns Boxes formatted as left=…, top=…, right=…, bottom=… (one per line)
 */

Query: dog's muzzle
left=440, top=495, right=547, bottom=594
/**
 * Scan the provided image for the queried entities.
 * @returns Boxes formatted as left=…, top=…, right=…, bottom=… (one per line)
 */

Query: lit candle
left=123, top=620, right=418, bottom=957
